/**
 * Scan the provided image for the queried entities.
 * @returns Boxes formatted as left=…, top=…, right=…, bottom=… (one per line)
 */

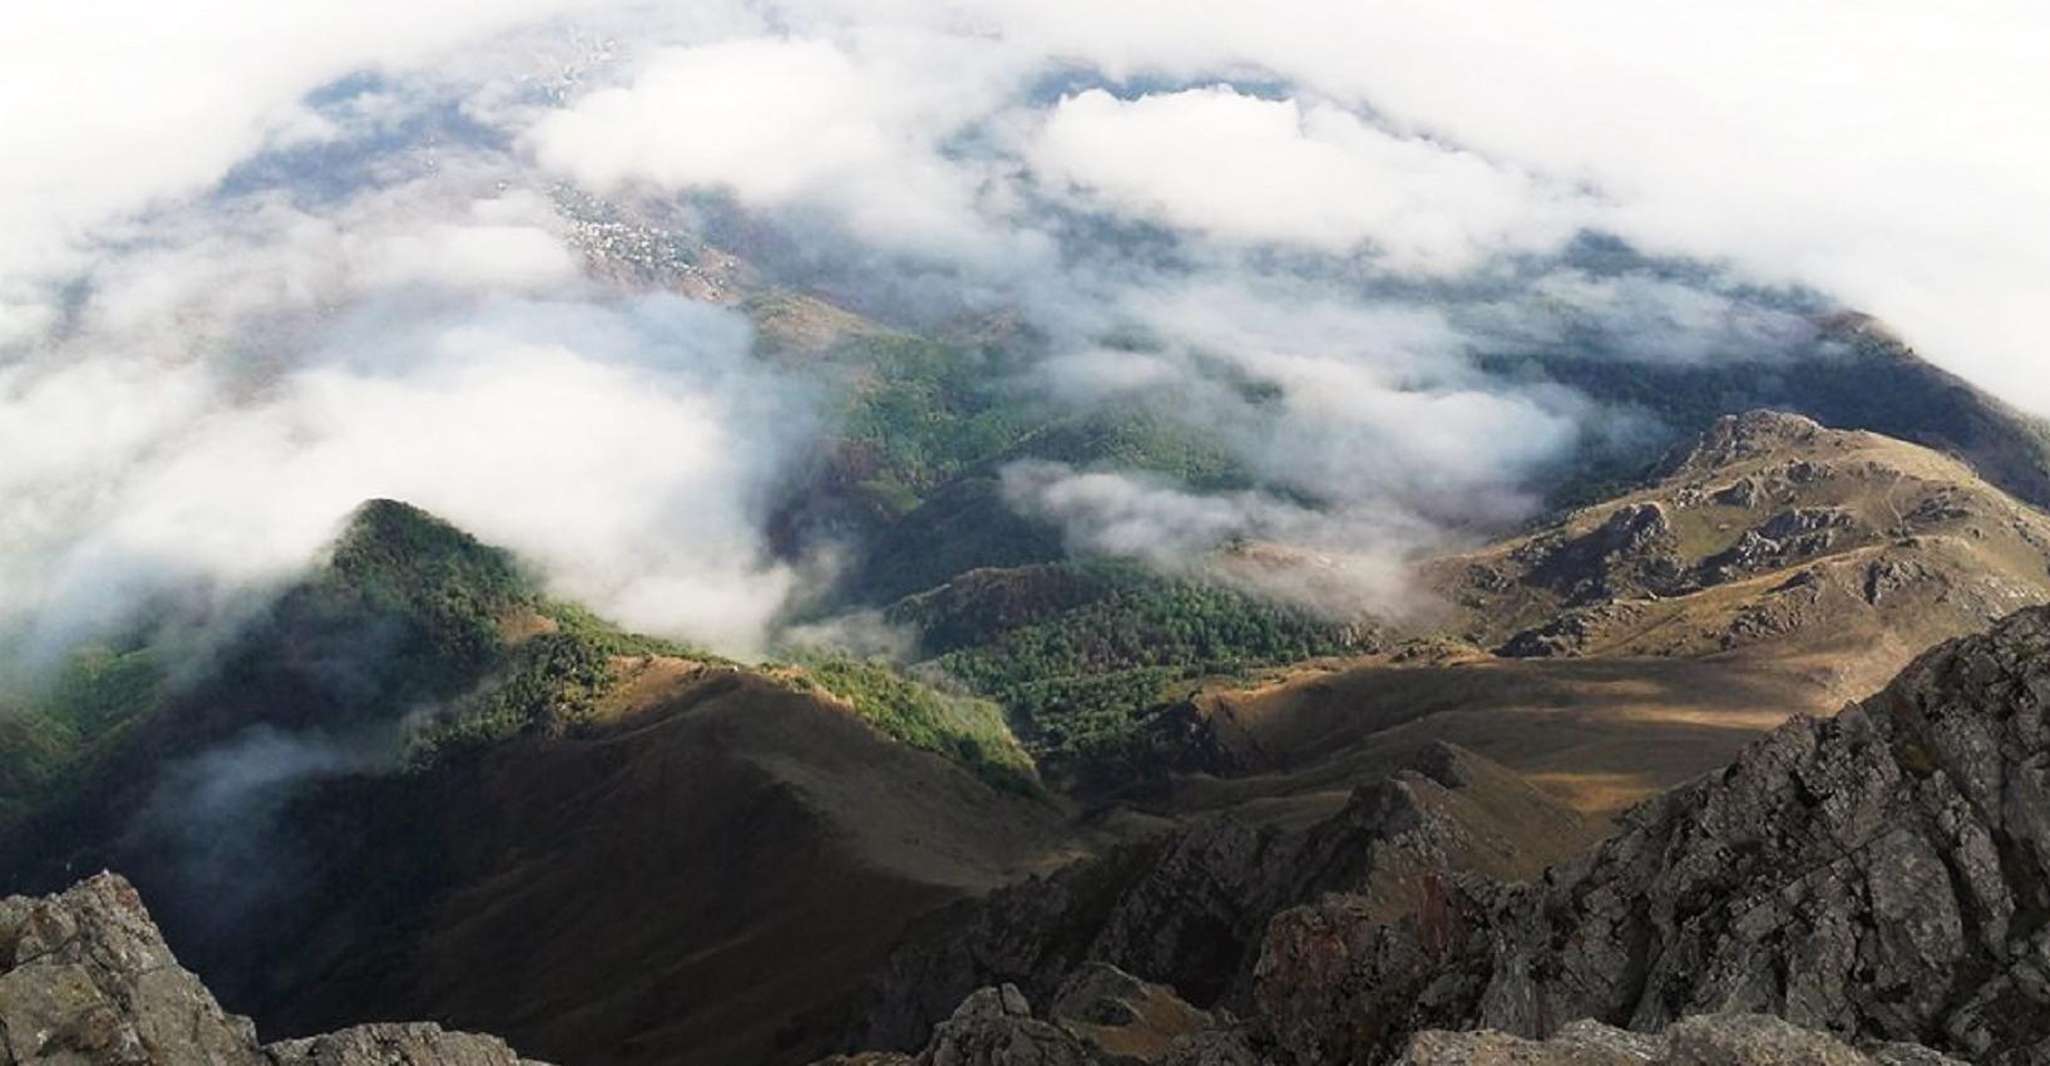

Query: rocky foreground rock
left=828, top=979, right=1964, bottom=1066
left=1394, top=1014, right=1967, bottom=1066
left=0, top=872, right=546, bottom=1066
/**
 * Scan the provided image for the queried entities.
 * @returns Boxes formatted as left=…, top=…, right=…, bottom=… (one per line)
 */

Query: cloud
left=978, top=0, right=2050, bottom=408
left=998, top=461, right=1429, bottom=618
left=6, top=0, right=2048, bottom=675
left=8, top=291, right=811, bottom=660
left=526, top=34, right=1040, bottom=260
left=0, top=1, right=599, bottom=343
left=1460, top=269, right=1822, bottom=365
left=1030, top=86, right=1589, bottom=272
left=1, top=140, right=818, bottom=663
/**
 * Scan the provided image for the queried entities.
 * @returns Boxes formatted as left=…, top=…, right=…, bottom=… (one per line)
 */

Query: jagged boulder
left=1253, top=606, right=2050, bottom=1065
left=0, top=873, right=267, bottom=1066
left=1049, top=964, right=1214, bottom=1064
left=1395, top=1014, right=1966, bottom=1066
left=922, top=985, right=1097, bottom=1066
left=265, top=1024, right=538, bottom=1066
left=823, top=978, right=1245, bottom=1066
left=0, top=873, right=546, bottom=1066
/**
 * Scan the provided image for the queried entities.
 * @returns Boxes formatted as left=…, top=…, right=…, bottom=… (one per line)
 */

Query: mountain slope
left=1488, top=312, right=2050, bottom=513
left=848, top=742, right=1595, bottom=1056
left=0, top=501, right=1069, bottom=1066
left=1166, top=410, right=2050, bottom=821
left=248, top=660, right=1072, bottom=1066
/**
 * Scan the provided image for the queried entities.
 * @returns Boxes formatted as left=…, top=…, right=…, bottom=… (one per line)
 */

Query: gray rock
left=854, top=744, right=1587, bottom=1053
left=0, top=873, right=546, bottom=1066
left=263, top=1024, right=543, bottom=1066
left=1394, top=1014, right=1966, bottom=1066
left=921, top=986, right=1099, bottom=1066
left=1050, top=964, right=1216, bottom=1064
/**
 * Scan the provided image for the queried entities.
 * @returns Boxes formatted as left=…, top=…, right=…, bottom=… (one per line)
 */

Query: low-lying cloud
left=3, top=1, right=2044, bottom=671
left=1030, top=87, right=1590, bottom=273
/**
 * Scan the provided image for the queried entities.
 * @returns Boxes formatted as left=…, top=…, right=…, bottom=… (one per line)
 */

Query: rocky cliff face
left=836, top=982, right=1963, bottom=1066
left=0, top=873, right=544, bottom=1066
left=854, top=742, right=1591, bottom=1052
left=1253, top=605, right=2050, bottom=1064
left=1393, top=1014, right=1967, bottom=1066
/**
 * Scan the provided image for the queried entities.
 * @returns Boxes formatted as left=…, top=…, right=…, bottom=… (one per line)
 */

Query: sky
left=3, top=1, right=2045, bottom=660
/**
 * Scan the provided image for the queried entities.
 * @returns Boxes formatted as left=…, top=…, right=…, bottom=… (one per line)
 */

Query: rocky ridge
left=837, top=984, right=1964, bottom=1066
left=1251, top=605, right=2050, bottom=1064
left=1432, top=410, right=2050, bottom=665
left=831, top=604, right=2050, bottom=1064
left=1393, top=1014, right=1966, bottom=1066
left=852, top=742, right=1593, bottom=1053
left=0, top=873, right=546, bottom=1066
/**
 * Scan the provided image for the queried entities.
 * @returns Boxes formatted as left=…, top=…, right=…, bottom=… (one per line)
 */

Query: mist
left=4, top=1, right=2045, bottom=671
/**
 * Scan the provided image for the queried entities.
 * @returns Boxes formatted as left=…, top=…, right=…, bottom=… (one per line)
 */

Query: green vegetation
left=404, top=600, right=722, bottom=768
left=836, top=335, right=1041, bottom=507
left=326, top=498, right=539, bottom=673
left=405, top=631, right=612, bottom=766
left=889, top=564, right=1369, bottom=783
left=793, top=655, right=1038, bottom=792
left=824, top=335, right=1261, bottom=601
left=0, top=643, right=168, bottom=827
left=935, top=569, right=1359, bottom=696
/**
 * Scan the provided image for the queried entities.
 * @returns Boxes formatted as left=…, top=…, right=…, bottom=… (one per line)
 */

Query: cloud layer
left=4, top=1, right=2045, bottom=665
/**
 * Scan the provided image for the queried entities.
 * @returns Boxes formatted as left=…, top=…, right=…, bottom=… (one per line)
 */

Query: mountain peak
left=1667, top=409, right=1827, bottom=475
left=325, top=499, right=538, bottom=637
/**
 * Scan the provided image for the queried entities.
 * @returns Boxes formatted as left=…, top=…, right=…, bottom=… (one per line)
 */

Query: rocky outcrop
left=265, top=1025, right=540, bottom=1066
left=0, top=873, right=545, bottom=1066
left=837, top=993, right=1969, bottom=1066
left=1252, top=606, right=2050, bottom=1064
left=853, top=744, right=1589, bottom=1052
left=820, top=976, right=1228, bottom=1066
left=1395, top=1014, right=1967, bottom=1066
left=1517, top=503, right=1687, bottom=605
left=1665, top=410, right=1828, bottom=476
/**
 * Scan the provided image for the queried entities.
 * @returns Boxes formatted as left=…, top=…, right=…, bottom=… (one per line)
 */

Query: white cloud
left=8, top=293, right=810, bottom=660
left=525, top=34, right=1038, bottom=259
left=0, top=1, right=599, bottom=344
left=7, top=0, right=2050, bottom=668
left=998, top=460, right=1428, bottom=616
left=969, top=0, right=2050, bottom=406
left=530, top=38, right=886, bottom=203
left=1030, top=87, right=1588, bottom=272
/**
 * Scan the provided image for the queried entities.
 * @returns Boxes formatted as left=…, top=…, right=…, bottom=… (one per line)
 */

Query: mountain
left=1483, top=312, right=2050, bottom=514
left=7, top=405, right=2050, bottom=1066
left=1160, top=409, right=2050, bottom=822
left=0, top=502, right=1069, bottom=1066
